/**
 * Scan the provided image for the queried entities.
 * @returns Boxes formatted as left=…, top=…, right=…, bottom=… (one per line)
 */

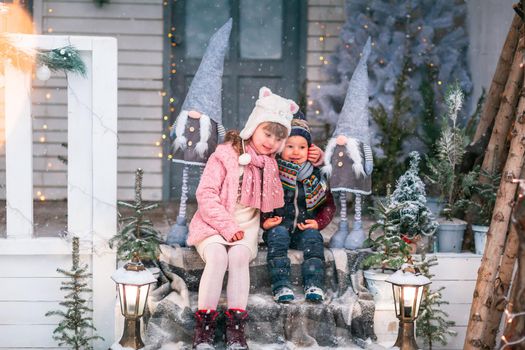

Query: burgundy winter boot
left=224, top=309, right=249, bottom=350
left=192, top=309, right=219, bottom=349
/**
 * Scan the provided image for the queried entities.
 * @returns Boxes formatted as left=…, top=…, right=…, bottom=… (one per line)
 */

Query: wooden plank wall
left=0, top=254, right=92, bottom=349
left=0, top=0, right=164, bottom=201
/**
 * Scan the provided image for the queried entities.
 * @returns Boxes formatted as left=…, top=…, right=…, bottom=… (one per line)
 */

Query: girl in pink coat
left=188, top=87, right=299, bottom=349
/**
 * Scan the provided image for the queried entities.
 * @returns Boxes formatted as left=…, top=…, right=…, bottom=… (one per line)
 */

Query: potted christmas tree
left=456, top=169, right=500, bottom=255
left=363, top=151, right=438, bottom=304
left=426, top=83, right=472, bottom=252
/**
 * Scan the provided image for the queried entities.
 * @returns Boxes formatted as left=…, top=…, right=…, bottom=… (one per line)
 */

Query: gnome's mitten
left=363, top=144, right=373, bottom=175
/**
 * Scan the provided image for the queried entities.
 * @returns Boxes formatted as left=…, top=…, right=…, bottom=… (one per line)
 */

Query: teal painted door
left=165, top=0, right=305, bottom=199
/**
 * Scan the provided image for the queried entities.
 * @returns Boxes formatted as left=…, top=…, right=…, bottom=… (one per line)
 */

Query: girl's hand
left=308, top=144, right=322, bottom=163
left=263, top=216, right=283, bottom=230
left=298, top=219, right=319, bottom=230
left=230, top=231, right=245, bottom=242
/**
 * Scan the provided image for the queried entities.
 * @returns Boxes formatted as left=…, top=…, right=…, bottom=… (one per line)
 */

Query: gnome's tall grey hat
left=180, top=18, right=232, bottom=124
left=333, top=37, right=372, bottom=145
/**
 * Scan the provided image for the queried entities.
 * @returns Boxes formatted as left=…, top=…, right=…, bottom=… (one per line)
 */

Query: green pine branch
left=109, top=168, right=162, bottom=262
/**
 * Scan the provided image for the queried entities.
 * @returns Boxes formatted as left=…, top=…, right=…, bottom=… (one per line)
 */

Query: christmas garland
left=0, top=34, right=86, bottom=78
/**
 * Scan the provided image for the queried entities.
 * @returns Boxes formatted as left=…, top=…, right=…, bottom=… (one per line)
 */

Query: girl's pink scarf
left=239, top=144, right=284, bottom=213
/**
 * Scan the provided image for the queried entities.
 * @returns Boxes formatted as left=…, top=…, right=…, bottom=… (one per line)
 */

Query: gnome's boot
left=225, top=309, right=249, bottom=350
left=192, top=309, right=218, bottom=349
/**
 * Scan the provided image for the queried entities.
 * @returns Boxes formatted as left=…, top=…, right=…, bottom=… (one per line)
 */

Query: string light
left=500, top=306, right=525, bottom=349
left=155, top=141, right=160, bottom=146
left=48, top=8, right=53, bottom=13
left=39, top=136, right=46, bottom=143
left=45, top=92, right=52, bottom=99
left=40, top=195, right=46, bottom=201
left=157, top=152, right=163, bottom=158
left=47, top=27, right=53, bottom=33
left=43, top=124, right=48, bottom=129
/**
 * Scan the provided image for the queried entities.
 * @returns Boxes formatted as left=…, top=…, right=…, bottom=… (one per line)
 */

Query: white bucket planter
left=472, top=225, right=489, bottom=255
left=437, top=218, right=467, bottom=253
left=363, top=269, right=394, bottom=308
left=426, top=197, right=445, bottom=217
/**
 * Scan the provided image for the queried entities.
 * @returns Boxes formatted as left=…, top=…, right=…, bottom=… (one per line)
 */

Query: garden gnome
left=323, top=37, right=373, bottom=249
left=166, top=18, right=232, bottom=246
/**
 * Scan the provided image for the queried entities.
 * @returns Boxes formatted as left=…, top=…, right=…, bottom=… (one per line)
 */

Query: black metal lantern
left=386, top=266, right=431, bottom=350
left=111, top=256, right=156, bottom=349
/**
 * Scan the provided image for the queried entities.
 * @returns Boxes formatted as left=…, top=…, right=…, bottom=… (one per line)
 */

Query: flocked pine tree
left=313, top=0, right=472, bottom=192
left=109, top=168, right=162, bottom=263
left=363, top=151, right=437, bottom=270
left=414, top=254, right=457, bottom=349
left=45, top=237, right=103, bottom=349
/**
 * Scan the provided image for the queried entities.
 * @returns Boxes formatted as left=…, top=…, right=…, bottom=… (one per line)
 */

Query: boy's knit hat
left=289, top=110, right=312, bottom=146
left=239, top=86, right=298, bottom=140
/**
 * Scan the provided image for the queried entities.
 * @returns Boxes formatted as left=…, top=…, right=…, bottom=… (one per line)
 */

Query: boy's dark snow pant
left=263, top=225, right=325, bottom=292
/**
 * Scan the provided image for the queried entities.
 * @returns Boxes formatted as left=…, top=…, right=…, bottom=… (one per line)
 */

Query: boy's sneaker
left=273, top=287, right=295, bottom=303
left=305, top=286, right=324, bottom=302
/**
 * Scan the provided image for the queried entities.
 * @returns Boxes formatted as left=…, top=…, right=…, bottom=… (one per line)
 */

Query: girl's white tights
left=198, top=243, right=251, bottom=310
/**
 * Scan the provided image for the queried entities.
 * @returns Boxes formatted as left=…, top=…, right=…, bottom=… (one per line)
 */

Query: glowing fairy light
left=48, top=8, right=53, bottom=13
left=155, top=141, right=160, bottom=146
left=308, top=100, right=313, bottom=106
left=47, top=27, right=53, bottom=33
left=163, top=115, right=168, bottom=121
left=40, top=195, right=46, bottom=201
left=39, top=136, right=46, bottom=143
left=168, top=154, right=173, bottom=159
left=169, top=97, right=175, bottom=103
left=157, top=152, right=163, bottom=158
left=161, top=134, right=167, bottom=140
left=36, top=191, right=42, bottom=196
left=319, top=56, right=324, bottom=61
left=45, top=92, right=52, bottom=99
left=316, top=84, right=321, bottom=89
left=319, top=36, right=324, bottom=41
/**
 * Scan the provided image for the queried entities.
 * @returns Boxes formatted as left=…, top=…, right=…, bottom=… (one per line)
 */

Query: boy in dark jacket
left=262, top=112, right=336, bottom=303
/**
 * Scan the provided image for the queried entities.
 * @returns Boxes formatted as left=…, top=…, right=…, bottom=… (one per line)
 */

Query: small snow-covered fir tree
left=414, top=254, right=457, bottom=349
left=109, top=168, right=162, bottom=263
left=364, top=151, right=437, bottom=270
left=45, top=237, right=103, bottom=349
left=390, top=151, right=438, bottom=238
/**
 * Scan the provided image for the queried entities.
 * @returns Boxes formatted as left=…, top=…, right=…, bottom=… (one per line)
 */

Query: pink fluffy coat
left=187, top=143, right=247, bottom=246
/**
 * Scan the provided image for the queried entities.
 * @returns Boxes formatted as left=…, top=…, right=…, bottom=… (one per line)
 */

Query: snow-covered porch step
left=144, top=245, right=377, bottom=349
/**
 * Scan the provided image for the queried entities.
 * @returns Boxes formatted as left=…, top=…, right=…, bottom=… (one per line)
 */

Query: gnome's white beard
left=173, top=110, right=212, bottom=158
left=322, top=137, right=365, bottom=178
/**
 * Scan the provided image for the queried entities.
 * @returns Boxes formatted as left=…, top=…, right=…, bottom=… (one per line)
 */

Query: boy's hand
left=308, top=144, right=322, bottom=163
left=263, top=216, right=282, bottom=230
left=230, top=230, right=245, bottom=242
left=298, top=219, right=319, bottom=230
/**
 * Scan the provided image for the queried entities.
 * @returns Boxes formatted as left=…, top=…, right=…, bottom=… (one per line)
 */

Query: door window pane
left=186, top=0, right=230, bottom=58
left=240, top=0, right=282, bottom=59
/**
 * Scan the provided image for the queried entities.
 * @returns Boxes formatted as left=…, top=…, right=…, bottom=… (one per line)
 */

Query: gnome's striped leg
left=345, top=194, right=366, bottom=249
left=166, top=165, right=190, bottom=246
left=179, top=165, right=189, bottom=219
left=329, top=192, right=350, bottom=248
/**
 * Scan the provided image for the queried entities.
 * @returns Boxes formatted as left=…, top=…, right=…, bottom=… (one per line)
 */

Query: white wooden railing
left=0, top=34, right=117, bottom=349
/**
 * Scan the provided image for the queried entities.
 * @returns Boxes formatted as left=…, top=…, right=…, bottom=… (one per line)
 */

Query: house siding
left=0, top=0, right=165, bottom=201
